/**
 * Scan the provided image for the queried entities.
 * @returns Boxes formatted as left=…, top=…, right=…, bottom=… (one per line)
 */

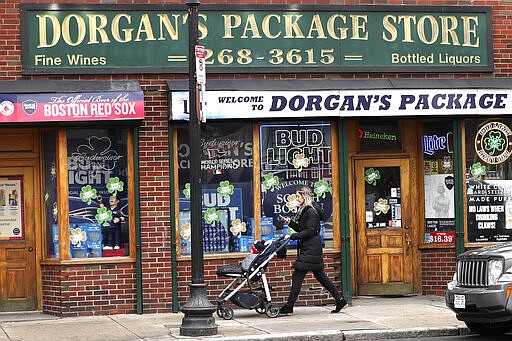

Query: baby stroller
left=215, top=236, right=289, bottom=320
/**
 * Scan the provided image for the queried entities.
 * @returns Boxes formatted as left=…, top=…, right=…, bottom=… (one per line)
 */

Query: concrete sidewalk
left=0, top=295, right=471, bottom=341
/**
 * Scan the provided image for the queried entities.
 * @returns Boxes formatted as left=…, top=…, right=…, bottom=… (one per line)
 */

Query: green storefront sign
left=20, top=4, right=493, bottom=74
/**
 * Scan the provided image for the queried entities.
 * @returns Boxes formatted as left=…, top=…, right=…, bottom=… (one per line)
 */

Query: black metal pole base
left=179, top=283, right=218, bottom=336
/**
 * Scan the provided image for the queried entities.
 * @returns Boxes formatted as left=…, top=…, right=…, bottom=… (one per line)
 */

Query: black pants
left=286, top=268, right=342, bottom=305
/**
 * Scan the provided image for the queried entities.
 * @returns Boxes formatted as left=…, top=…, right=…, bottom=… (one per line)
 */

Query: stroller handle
left=274, top=236, right=290, bottom=255
left=277, top=235, right=291, bottom=244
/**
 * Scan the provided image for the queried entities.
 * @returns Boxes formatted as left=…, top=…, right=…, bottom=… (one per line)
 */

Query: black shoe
left=331, top=297, right=347, bottom=313
left=279, top=304, right=293, bottom=315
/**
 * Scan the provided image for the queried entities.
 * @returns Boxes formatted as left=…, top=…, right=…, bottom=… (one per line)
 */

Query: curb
left=342, top=326, right=472, bottom=340
left=211, top=330, right=344, bottom=341
left=195, top=327, right=471, bottom=341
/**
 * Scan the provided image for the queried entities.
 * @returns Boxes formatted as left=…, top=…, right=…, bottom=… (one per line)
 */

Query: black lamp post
left=179, top=0, right=218, bottom=336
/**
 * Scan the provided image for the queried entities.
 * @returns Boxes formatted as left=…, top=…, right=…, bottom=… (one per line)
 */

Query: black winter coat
left=288, top=202, right=324, bottom=271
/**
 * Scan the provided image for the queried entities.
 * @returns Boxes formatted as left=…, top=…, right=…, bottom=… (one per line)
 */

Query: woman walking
left=280, top=186, right=347, bottom=315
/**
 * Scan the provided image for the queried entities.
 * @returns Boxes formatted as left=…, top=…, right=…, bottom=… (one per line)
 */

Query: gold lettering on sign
left=262, top=14, right=281, bottom=39
left=382, top=14, right=480, bottom=47
left=111, top=14, right=132, bottom=43
left=34, top=11, right=482, bottom=49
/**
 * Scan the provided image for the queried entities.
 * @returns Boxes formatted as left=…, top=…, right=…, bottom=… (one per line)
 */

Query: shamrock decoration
left=217, top=180, right=234, bottom=200
left=285, top=193, right=300, bottom=213
left=365, top=168, right=381, bottom=186
left=483, top=130, right=506, bottom=155
left=79, top=185, right=98, bottom=205
left=44, top=189, right=50, bottom=204
left=95, top=206, right=113, bottom=226
left=204, top=208, right=221, bottom=224
left=52, top=202, right=58, bottom=222
left=230, top=219, right=247, bottom=238
left=70, top=227, right=87, bottom=247
left=293, top=153, right=310, bottom=172
left=314, top=180, right=331, bottom=198
left=442, top=156, right=453, bottom=172
left=106, top=177, right=124, bottom=196
left=50, top=162, right=57, bottom=181
left=180, top=222, right=191, bottom=241
left=263, top=173, right=280, bottom=192
left=471, top=162, right=487, bottom=179
left=373, top=198, right=390, bottom=215
left=183, top=183, right=191, bottom=199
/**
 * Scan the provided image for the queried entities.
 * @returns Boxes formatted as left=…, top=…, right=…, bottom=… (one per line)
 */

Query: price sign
left=195, top=45, right=206, bottom=85
left=425, top=231, right=455, bottom=244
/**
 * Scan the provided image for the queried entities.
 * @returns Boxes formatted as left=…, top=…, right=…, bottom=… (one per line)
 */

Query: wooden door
left=0, top=166, right=37, bottom=311
left=355, top=158, right=413, bottom=295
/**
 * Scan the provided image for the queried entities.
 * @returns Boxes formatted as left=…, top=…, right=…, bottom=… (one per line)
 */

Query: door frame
left=349, top=154, right=422, bottom=296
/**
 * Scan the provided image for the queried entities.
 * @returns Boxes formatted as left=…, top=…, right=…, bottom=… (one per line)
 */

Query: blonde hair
left=296, top=186, right=314, bottom=206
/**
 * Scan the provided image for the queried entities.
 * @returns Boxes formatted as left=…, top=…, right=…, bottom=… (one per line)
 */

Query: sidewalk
left=0, top=295, right=471, bottom=341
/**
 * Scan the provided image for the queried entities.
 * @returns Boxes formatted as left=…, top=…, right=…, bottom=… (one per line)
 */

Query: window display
left=177, top=122, right=254, bottom=255
left=42, top=130, right=58, bottom=258
left=67, top=129, right=129, bottom=258
left=422, top=121, right=456, bottom=245
left=259, top=122, right=334, bottom=248
left=465, top=119, right=512, bottom=243
left=363, top=167, right=402, bottom=229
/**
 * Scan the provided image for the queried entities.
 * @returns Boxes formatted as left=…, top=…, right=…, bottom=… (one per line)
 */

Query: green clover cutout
left=217, top=180, right=234, bottom=200
left=314, top=180, right=331, bottom=198
left=80, top=185, right=97, bottom=205
left=95, top=206, right=113, bottom=227
left=106, top=177, right=124, bottom=196
left=365, top=168, right=381, bottom=186
left=471, top=162, right=487, bottom=180
left=484, top=131, right=506, bottom=155
left=204, top=208, right=221, bottom=224
left=263, top=173, right=280, bottom=192
left=183, top=183, right=191, bottom=199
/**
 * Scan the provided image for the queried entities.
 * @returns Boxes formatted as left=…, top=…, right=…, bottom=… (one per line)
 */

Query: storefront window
left=67, top=128, right=130, bottom=258
left=259, top=121, right=334, bottom=248
left=42, top=130, right=58, bottom=258
left=358, top=120, right=402, bottom=152
left=422, top=121, right=456, bottom=245
left=465, top=119, right=512, bottom=243
left=177, top=122, right=254, bottom=255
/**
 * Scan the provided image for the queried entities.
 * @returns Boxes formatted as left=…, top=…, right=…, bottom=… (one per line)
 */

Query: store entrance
left=0, top=164, right=38, bottom=311
left=354, top=157, right=414, bottom=295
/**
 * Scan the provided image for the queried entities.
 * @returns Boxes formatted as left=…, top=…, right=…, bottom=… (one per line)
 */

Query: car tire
left=465, top=321, right=512, bottom=335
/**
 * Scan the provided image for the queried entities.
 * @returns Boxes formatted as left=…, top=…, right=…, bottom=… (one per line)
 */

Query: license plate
left=454, top=294, right=466, bottom=309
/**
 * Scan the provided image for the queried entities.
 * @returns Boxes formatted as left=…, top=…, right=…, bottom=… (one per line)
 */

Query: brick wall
left=41, top=263, right=137, bottom=317
left=420, top=249, right=457, bottom=296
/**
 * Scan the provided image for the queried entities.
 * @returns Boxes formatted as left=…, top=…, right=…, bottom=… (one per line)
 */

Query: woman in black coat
left=280, top=186, right=347, bottom=315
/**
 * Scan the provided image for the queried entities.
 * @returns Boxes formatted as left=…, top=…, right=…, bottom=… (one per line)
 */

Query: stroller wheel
left=216, top=308, right=224, bottom=318
left=221, top=307, right=234, bottom=320
left=255, top=303, right=266, bottom=314
left=216, top=301, right=225, bottom=318
left=265, top=303, right=280, bottom=318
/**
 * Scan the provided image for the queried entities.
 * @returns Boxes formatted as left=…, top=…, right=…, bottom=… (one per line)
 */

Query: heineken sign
left=20, top=4, right=493, bottom=74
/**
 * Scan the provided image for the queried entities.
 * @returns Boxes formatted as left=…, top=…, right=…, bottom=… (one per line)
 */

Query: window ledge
left=41, top=257, right=135, bottom=266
